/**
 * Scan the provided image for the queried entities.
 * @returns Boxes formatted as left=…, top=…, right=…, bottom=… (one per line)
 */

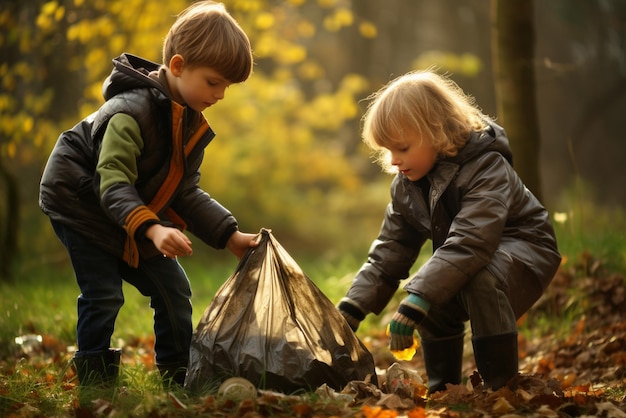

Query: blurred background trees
left=1, top=0, right=624, bottom=281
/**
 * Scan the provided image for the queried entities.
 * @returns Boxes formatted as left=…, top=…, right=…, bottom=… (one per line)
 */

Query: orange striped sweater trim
left=122, top=104, right=210, bottom=267
left=161, top=118, right=208, bottom=229
left=123, top=205, right=160, bottom=267
left=145, top=105, right=209, bottom=212
left=185, top=120, right=209, bottom=158
left=146, top=104, right=185, bottom=214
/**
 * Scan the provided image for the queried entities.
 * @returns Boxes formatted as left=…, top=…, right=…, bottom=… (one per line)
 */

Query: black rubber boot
left=73, top=348, right=121, bottom=407
left=421, top=333, right=464, bottom=394
left=157, top=361, right=188, bottom=390
left=73, top=348, right=121, bottom=386
left=472, top=332, right=519, bottom=390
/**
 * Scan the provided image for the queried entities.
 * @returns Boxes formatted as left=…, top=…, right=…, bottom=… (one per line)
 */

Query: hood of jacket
left=102, top=53, right=169, bottom=101
left=448, top=122, right=512, bottom=167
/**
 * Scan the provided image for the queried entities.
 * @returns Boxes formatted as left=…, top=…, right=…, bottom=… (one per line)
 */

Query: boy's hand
left=146, top=224, right=193, bottom=259
left=226, top=230, right=260, bottom=258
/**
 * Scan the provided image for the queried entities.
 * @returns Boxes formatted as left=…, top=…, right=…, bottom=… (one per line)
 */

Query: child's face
left=170, top=61, right=231, bottom=112
left=386, top=133, right=438, bottom=181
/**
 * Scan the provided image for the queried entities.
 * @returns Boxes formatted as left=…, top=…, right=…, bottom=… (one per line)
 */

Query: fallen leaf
left=376, top=393, right=414, bottom=410
left=491, top=396, right=514, bottom=414
left=595, top=401, right=626, bottom=418
left=361, top=405, right=398, bottom=418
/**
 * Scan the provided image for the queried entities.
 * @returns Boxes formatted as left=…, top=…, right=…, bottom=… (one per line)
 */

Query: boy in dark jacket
left=338, top=70, right=561, bottom=393
left=39, top=1, right=257, bottom=390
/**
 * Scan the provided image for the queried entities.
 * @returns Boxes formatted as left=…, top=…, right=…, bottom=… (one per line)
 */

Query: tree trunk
left=0, top=158, right=18, bottom=281
left=491, top=0, right=543, bottom=201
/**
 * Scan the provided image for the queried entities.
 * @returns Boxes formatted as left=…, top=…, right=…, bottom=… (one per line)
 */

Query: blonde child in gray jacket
left=338, top=70, right=561, bottom=393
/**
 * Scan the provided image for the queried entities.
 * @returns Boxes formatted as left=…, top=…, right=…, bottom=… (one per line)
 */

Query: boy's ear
left=169, top=54, right=185, bottom=77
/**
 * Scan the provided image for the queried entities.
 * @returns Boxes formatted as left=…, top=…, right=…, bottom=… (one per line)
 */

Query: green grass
left=0, top=251, right=359, bottom=358
left=0, top=235, right=427, bottom=415
left=0, top=267, right=75, bottom=357
left=0, top=257, right=237, bottom=416
left=551, top=180, right=626, bottom=273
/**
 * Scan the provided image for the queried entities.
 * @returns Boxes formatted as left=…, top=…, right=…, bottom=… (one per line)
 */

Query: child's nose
left=214, top=88, right=226, bottom=100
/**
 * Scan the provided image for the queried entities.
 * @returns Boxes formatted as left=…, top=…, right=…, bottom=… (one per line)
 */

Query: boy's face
left=386, top=132, right=438, bottom=181
left=169, top=55, right=231, bottom=112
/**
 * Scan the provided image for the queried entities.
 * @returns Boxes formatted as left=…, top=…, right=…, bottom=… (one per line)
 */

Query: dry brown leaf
left=361, top=404, right=399, bottom=417
left=491, top=396, right=514, bottom=414
left=376, top=393, right=414, bottom=410
left=595, top=401, right=626, bottom=418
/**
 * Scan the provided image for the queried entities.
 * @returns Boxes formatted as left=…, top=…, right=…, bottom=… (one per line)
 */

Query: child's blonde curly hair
left=362, top=70, right=490, bottom=173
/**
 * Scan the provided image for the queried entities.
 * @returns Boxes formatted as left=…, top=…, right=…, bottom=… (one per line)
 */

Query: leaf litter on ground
left=2, top=254, right=626, bottom=417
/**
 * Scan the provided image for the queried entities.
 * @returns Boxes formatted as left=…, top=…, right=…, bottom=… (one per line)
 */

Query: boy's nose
left=214, top=88, right=226, bottom=100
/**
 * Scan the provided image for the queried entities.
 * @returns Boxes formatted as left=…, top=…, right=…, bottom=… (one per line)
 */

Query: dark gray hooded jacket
left=344, top=123, right=561, bottom=317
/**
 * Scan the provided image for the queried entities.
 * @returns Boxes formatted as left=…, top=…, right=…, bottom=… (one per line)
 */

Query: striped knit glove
left=338, top=298, right=368, bottom=332
left=389, top=293, right=431, bottom=351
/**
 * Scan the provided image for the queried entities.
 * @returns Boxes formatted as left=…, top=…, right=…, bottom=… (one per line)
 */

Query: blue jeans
left=51, top=220, right=192, bottom=366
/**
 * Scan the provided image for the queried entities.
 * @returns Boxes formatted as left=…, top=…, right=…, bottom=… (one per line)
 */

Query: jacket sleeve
left=97, top=113, right=160, bottom=266
left=97, top=113, right=158, bottom=226
left=404, top=152, right=511, bottom=306
left=97, top=113, right=143, bottom=195
left=345, top=200, right=426, bottom=315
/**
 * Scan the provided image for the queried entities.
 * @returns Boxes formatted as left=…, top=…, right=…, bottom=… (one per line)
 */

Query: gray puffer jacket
left=344, top=122, right=561, bottom=316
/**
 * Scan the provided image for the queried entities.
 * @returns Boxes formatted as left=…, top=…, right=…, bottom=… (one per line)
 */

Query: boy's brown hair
left=163, top=1, right=253, bottom=83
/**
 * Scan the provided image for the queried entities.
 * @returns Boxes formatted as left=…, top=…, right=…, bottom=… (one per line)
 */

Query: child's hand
left=338, top=298, right=368, bottom=331
left=226, top=230, right=259, bottom=258
left=146, top=224, right=193, bottom=259
left=388, top=293, right=429, bottom=351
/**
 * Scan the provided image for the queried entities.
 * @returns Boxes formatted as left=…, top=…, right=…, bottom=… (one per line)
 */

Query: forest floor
left=354, top=252, right=626, bottom=417
left=2, top=252, right=625, bottom=417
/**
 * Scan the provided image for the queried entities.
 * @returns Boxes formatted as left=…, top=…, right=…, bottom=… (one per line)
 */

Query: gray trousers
left=417, top=264, right=536, bottom=340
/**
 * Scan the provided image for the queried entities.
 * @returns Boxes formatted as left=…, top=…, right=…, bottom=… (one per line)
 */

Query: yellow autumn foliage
left=2, top=0, right=487, bottom=255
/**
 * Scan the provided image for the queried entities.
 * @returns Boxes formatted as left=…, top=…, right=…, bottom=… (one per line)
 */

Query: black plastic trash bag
left=185, top=229, right=377, bottom=393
